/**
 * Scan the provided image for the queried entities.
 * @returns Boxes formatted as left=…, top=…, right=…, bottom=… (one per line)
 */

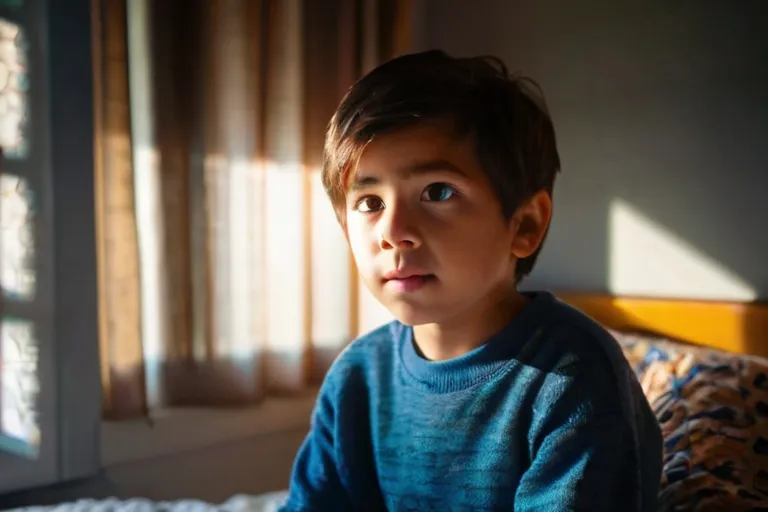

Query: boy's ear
left=510, top=189, right=552, bottom=259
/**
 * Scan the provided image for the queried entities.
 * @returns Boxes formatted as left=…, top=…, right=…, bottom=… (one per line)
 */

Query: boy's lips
left=381, top=269, right=435, bottom=292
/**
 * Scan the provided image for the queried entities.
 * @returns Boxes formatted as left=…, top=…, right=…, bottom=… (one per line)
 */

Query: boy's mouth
left=381, top=271, right=436, bottom=292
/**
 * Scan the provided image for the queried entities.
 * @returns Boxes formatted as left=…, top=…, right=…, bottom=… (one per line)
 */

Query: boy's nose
left=378, top=234, right=417, bottom=251
left=377, top=205, right=422, bottom=251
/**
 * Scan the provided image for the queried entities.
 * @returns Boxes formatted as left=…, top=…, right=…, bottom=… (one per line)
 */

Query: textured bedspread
left=6, top=492, right=288, bottom=512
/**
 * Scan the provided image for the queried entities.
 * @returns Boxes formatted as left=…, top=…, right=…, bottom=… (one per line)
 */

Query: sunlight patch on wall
left=609, top=198, right=757, bottom=301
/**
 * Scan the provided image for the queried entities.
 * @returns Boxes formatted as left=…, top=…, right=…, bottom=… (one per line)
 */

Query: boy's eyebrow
left=350, top=159, right=468, bottom=191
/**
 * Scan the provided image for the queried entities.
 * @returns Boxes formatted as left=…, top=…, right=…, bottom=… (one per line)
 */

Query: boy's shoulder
left=544, top=296, right=629, bottom=373
left=514, top=294, right=626, bottom=375
left=519, top=293, right=641, bottom=416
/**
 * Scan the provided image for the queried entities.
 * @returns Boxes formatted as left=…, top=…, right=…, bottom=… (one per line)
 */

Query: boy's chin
left=385, top=302, right=445, bottom=327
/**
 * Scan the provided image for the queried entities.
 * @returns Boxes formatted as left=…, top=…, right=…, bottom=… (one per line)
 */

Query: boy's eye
left=355, top=196, right=384, bottom=213
left=421, top=183, right=457, bottom=202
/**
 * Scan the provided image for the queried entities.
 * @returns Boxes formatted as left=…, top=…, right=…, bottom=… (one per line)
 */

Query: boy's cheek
left=346, top=234, right=379, bottom=277
left=344, top=217, right=371, bottom=249
left=347, top=234, right=371, bottom=268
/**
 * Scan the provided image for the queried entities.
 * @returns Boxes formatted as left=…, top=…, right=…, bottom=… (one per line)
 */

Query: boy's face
left=344, top=121, right=549, bottom=326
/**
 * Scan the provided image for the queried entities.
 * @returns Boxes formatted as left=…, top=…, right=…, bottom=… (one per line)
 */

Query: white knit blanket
left=7, top=491, right=288, bottom=512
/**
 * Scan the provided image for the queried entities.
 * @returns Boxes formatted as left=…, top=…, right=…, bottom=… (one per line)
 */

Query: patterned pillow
left=611, top=330, right=768, bottom=511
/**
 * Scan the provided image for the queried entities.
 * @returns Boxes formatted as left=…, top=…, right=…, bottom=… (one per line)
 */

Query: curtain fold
left=93, top=0, right=147, bottom=419
left=94, top=0, right=412, bottom=420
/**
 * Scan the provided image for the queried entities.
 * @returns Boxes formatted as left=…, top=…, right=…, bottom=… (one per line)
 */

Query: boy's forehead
left=347, top=122, right=475, bottom=184
left=349, top=157, right=470, bottom=191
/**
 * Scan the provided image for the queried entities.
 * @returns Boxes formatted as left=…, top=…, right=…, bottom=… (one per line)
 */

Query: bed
left=10, top=294, right=768, bottom=512
left=6, top=491, right=290, bottom=512
left=561, top=294, right=768, bottom=512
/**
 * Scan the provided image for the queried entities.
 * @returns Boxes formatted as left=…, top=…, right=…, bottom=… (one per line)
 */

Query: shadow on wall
left=418, top=0, right=768, bottom=299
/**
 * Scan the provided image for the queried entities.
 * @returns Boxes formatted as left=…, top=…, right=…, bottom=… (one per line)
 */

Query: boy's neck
left=412, top=286, right=529, bottom=362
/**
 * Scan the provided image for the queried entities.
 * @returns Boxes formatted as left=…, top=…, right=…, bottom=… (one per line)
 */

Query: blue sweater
left=280, top=292, right=662, bottom=511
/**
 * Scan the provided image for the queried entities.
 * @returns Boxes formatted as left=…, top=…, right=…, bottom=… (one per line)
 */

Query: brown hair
left=322, top=50, right=561, bottom=281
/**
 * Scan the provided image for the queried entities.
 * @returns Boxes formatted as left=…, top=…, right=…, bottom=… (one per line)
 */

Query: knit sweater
left=280, top=292, right=662, bottom=511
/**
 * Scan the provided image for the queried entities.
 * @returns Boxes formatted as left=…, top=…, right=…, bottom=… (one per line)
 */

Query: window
left=1, top=14, right=40, bottom=462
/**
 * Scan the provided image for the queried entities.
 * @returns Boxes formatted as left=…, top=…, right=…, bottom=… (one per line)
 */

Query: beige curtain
left=92, top=0, right=412, bottom=420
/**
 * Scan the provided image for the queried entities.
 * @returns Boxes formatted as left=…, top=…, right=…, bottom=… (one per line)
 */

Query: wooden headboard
left=558, top=294, right=768, bottom=359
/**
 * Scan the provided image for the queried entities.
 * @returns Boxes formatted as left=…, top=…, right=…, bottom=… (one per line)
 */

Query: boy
left=280, top=50, right=662, bottom=511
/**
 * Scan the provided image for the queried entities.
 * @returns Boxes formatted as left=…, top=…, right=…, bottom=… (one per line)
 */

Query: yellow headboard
left=558, top=294, right=768, bottom=359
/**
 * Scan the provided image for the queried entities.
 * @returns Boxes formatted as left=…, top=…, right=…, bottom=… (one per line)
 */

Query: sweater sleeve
left=514, top=410, right=649, bottom=511
left=278, top=377, right=353, bottom=512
